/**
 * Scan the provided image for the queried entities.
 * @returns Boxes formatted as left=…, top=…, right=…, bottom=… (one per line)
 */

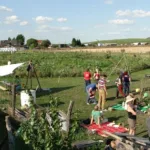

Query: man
left=98, top=74, right=107, bottom=110
left=83, top=68, right=91, bottom=89
left=86, top=83, right=97, bottom=105
left=122, top=71, right=131, bottom=97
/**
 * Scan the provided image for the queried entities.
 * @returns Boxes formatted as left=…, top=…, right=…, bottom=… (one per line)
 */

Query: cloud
left=36, top=25, right=72, bottom=32
left=104, top=0, right=113, bottom=4
left=109, top=19, right=134, bottom=25
left=20, top=21, right=28, bottom=26
left=57, top=18, right=67, bottom=22
left=4, top=15, right=19, bottom=24
left=35, top=16, right=53, bottom=24
left=0, top=6, right=12, bottom=12
left=116, top=9, right=150, bottom=17
left=108, top=32, right=120, bottom=35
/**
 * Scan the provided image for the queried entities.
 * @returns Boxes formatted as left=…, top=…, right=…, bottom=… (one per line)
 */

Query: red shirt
left=84, top=71, right=91, bottom=80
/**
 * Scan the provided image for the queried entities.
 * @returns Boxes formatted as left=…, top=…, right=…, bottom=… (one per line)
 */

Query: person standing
left=93, top=68, right=100, bottom=85
left=83, top=68, right=91, bottom=89
left=122, top=71, right=131, bottom=97
left=86, top=83, right=97, bottom=105
left=115, top=72, right=125, bottom=99
left=98, top=74, right=107, bottom=110
left=125, top=94, right=136, bottom=135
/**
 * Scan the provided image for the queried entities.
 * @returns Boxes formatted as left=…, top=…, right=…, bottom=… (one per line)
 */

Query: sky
left=1, top=0, right=150, bottom=43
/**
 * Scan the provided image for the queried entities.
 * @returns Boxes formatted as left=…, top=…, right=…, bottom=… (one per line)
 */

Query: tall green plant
left=17, top=96, right=78, bottom=150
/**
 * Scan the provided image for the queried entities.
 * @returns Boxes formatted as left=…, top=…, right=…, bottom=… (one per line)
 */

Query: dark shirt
left=128, top=108, right=136, bottom=120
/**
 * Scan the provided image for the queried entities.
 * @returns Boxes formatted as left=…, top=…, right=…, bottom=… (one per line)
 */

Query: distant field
left=91, top=38, right=150, bottom=44
left=49, top=46, right=150, bottom=53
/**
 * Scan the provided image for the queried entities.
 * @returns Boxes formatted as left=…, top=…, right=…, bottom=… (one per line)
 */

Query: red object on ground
left=84, top=71, right=91, bottom=80
left=82, top=122, right=127, bottom=137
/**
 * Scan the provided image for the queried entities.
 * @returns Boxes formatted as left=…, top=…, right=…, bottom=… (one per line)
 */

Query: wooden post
left=5, top=116, right=15, bottom=150
left=67, top=101, right=74, bottom=132
left=11, top=84, right=16, bottom=116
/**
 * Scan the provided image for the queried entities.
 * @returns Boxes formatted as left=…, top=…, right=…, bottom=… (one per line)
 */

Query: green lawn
left=0, top=69, right=150, bottom=149
left=14, top=69, right=150, bottom=138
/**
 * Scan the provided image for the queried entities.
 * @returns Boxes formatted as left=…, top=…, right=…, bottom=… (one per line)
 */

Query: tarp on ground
left=0, top=63, right=24, bottom=76
left=112, top=104, right=150, bottom=112
left=82, top=122, right=127, bottom=137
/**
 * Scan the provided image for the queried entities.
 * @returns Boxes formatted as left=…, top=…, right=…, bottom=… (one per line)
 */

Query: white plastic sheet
left=0, top=47, right=17, bottom=52
left=0, top=63, right=24, bottom=76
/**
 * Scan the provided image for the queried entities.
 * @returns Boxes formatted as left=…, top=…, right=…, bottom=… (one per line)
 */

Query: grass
left=10, top=69, right=149, bottom=140
left=0, top=50, right=149, bottom=149
left=91, top=38, right=150, bottom=45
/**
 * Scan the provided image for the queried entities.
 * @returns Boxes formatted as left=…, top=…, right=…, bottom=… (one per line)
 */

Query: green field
left=0, top=51, right=150, bottom=149
left=92, top=38, right=150, bottom=45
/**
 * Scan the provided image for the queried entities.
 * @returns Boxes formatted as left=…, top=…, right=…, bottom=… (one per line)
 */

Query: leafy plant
left=16, top=96, right=79, bottom=150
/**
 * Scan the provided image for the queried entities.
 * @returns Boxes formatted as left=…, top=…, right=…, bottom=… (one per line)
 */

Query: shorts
left=128, top=118, right=136, bottom=129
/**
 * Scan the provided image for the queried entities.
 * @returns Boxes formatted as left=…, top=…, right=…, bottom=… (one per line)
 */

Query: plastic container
left=20, top=90, right=36, bottom=107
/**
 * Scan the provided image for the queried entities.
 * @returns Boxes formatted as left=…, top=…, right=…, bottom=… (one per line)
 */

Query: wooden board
left=0, top=85, right=7, bottom=91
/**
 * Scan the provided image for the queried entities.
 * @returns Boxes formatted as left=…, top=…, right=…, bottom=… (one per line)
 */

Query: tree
left=41, top=39, right=51, bottom=48
left=71, top=38, right=77, bottom=47
left=12, top=37, right=16, bottom=41
left=71, top=38, right=82, bottom=47
left=8, top=37, right=11, bottom=41
left=16, top=34, right=25, bottom=46
left=76, top=39, right=81, bottom=46
left=27, top=38, right=38, bottom=49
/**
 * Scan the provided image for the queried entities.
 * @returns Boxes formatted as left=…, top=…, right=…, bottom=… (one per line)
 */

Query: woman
left=90, top=105, right=103, bottom=127
left=125, top=94, right=136, bottom=135
left=93, top=68, right=100, bottom=84
left=98, top=74, right=107, bottom=110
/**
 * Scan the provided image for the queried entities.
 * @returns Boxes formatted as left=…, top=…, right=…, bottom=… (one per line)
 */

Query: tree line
left=8, top=34, right=83, bottom=49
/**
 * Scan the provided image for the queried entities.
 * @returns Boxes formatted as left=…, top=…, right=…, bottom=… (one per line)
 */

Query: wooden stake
left=67, top=101, right=74, bottom=132
left=11, top=84, right=16, bottom=116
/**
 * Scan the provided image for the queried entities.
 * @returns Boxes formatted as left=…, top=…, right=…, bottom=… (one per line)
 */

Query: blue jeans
left=86, top=89, right=97, bottom=103
left=85, top=80, right=91, bottom=91
left=123, top=82, right=130, bottom=96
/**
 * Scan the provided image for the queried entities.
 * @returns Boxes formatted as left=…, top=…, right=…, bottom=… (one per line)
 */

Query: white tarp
left=0, top=63, right=24, bottom=76
left=0, top=47, right=17, bottom=52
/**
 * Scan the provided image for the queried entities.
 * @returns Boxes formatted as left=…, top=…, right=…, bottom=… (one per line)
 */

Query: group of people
left=83, top=68, right=145, bottom=137
left=84, top=68, right=107, bottom=110
left=115, top=71, right=131, bottom=98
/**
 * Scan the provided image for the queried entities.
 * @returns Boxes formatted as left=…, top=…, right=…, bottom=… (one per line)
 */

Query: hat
left=126, top=95, right=135, bottom=103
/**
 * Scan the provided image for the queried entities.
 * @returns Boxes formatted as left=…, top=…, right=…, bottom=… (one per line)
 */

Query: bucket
left=20, top=90, right=36, bottom=107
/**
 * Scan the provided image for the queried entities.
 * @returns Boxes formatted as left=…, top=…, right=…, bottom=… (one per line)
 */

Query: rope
left=107, top=55, right=124, bottom=79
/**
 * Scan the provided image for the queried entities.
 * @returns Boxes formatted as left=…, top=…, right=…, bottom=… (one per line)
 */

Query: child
left=93, top=68, right=100, bottom=84
left=90, top=105, right=103, bottom=127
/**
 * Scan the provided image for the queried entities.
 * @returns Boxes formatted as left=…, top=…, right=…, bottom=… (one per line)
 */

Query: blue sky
left=1, top=0, right=150, bottom=43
